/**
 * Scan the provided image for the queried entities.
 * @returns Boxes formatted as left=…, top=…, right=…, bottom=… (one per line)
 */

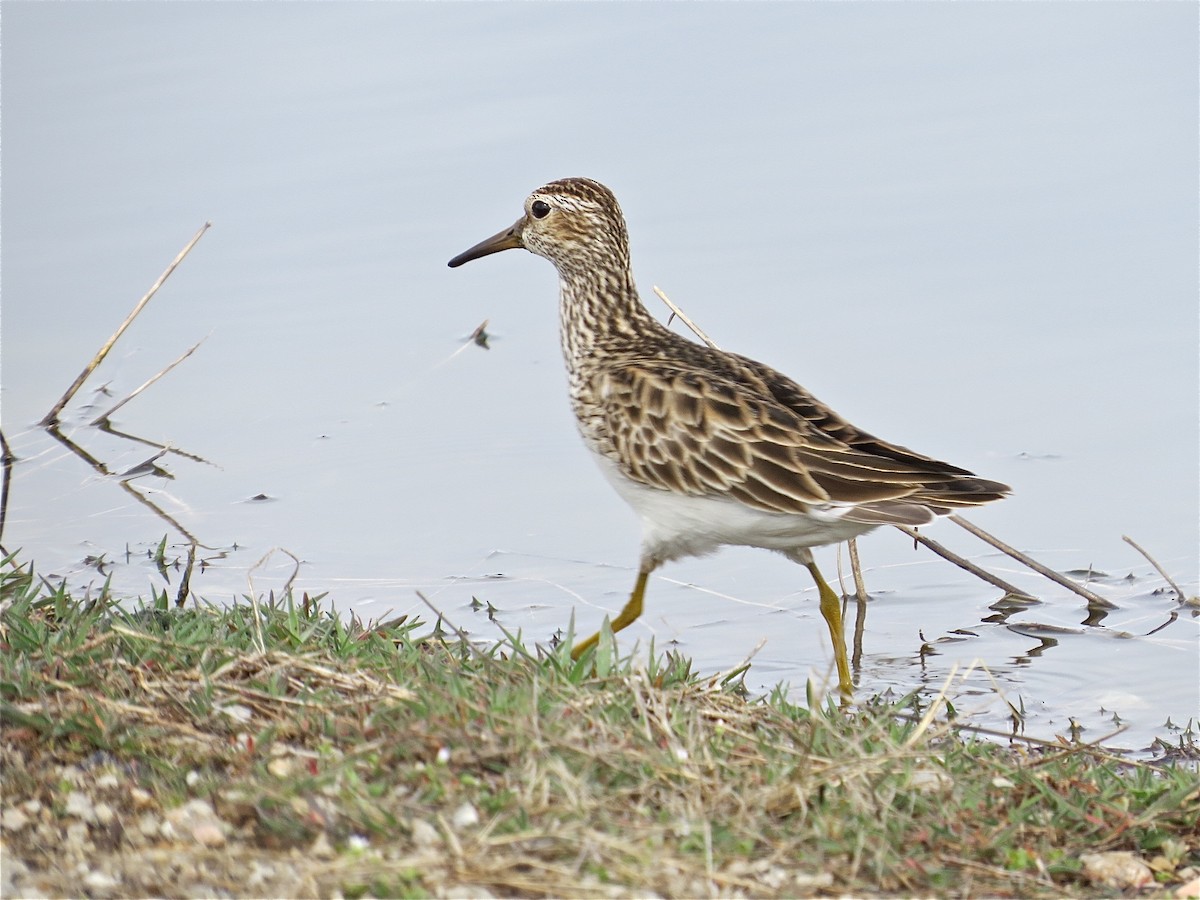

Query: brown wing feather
left=594, top=357, right=1007, bottom=516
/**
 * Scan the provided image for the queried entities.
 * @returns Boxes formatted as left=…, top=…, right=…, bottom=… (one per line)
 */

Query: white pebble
left=84, top=871, right=120, bottom=891
left=64, top=792, right=94, bottom=821
left=2, top=808, right=30, bottom=831
left=410, top=819, right=440, bottom=848
left=451, top=802, right=479, bottom=830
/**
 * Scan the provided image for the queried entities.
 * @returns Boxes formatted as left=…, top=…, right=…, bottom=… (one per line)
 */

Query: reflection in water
left=34, top=422, right=227, bottom=608
left=0, top=225, right=226, bottom=606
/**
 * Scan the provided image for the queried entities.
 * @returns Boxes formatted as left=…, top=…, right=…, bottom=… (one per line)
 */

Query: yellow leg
left=571, top=568, right=651, bottom=660
left=805, top=560, right=853, bottom=695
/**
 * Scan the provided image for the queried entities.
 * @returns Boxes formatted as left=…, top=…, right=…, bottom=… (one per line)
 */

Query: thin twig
left=1121, top=535, right=1191, bottom=603
left=653, top=286, right=720, bottom=350
left=90, top=336, right=209, bottom=426
left=897, top=527, right=1034, bottom=598
left=948, top=515, right=1116, bottom=609
left=41, top=222, right=211, bottom=426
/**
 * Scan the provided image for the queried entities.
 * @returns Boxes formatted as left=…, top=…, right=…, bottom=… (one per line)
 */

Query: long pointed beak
left=447, top=217, right=526, bottom=268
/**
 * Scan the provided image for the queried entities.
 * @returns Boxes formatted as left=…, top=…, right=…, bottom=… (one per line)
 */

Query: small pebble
left=64, top=791, right=94, bottom=821
left=164, top=799, right=227, bottom=846
left=1175, top=875, right=1200, bottom=899
left=451, top=802, right=479, bottom=830
left=309, top=832, right=335, bottom=859
left=442, top=886, right=496, bottom=899
left=193, top=823, right=225, bottom=847
left=794, top=872, right=834, bottom=890
left=64, top=821, right=90, bottom=851
left=130, top=788, right=155, bottom=809
left=138, top=813, right=161, bottom=838
left=84, top=870, right=120, bottom=891
left=218, top=702, right=253, bottom=724
left=909, top=768, right=952, bottom=794
left=1081, top=851, right=1154, bottom=889
left=411, top=818, right=440, bottom=849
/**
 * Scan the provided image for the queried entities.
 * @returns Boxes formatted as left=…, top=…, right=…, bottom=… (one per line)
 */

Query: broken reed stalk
left=90, top=336, right=209, bottom=426
left=41, top=222, right=211, bottom=427
left=1121, top=534, right=1190, bottom=603
left=846, top=538, right=871, bottom=602
left=897, top=527, right=1033, bottom=598
left=947, top=514, right=1116, bottom=609
left=654, top=286, right=720, bottom=350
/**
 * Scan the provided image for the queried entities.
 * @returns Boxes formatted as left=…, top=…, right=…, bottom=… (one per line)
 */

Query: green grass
left=1, top=555, right=1197, bottom=898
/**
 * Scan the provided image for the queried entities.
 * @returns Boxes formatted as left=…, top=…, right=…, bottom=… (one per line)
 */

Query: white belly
left=590, top=452, right=877, bottom=566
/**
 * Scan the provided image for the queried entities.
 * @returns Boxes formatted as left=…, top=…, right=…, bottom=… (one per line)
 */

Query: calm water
left=3, top=4, right=1197, bottom=752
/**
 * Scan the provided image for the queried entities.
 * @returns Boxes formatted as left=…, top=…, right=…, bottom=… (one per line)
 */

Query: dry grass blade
left=41, top=221, right=211, bottom=426
left=1121, top=534, right=1192, bottom=603
left=948, top=514, right=1116, bottom=609
left=847, top=537, right=870, bottom=602
left=654, top=285, right=720, bottom=350
left=89, top=336, right=209, bottom=426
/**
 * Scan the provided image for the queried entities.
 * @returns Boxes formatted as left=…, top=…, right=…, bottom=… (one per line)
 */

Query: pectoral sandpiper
left=449, top=177, right=1009, bottom=693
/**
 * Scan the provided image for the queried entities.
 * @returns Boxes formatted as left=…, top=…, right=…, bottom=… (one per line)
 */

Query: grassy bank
left=1, top=558, right=1197, bottom=898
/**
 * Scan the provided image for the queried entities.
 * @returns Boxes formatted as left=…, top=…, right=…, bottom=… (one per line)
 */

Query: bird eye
left=531, top=200, right=551, bottom=219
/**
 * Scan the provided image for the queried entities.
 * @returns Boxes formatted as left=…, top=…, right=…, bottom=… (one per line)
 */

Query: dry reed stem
left=1121, top=534, right=1191, bottom=603
left=41, top=222, right=211, bottom=426
left=948, top=514, right=1116, bottom=609
left=89, top=336, right=209, bottom=426
left=898, top=526, right=1033, bottom=598
left=654, top=285, right=719, bottom=349
left=847, top=538, right=870, bottom=601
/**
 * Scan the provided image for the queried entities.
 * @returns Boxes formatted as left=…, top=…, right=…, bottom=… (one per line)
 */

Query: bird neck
left=557, top=258, right=663, bottom=367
